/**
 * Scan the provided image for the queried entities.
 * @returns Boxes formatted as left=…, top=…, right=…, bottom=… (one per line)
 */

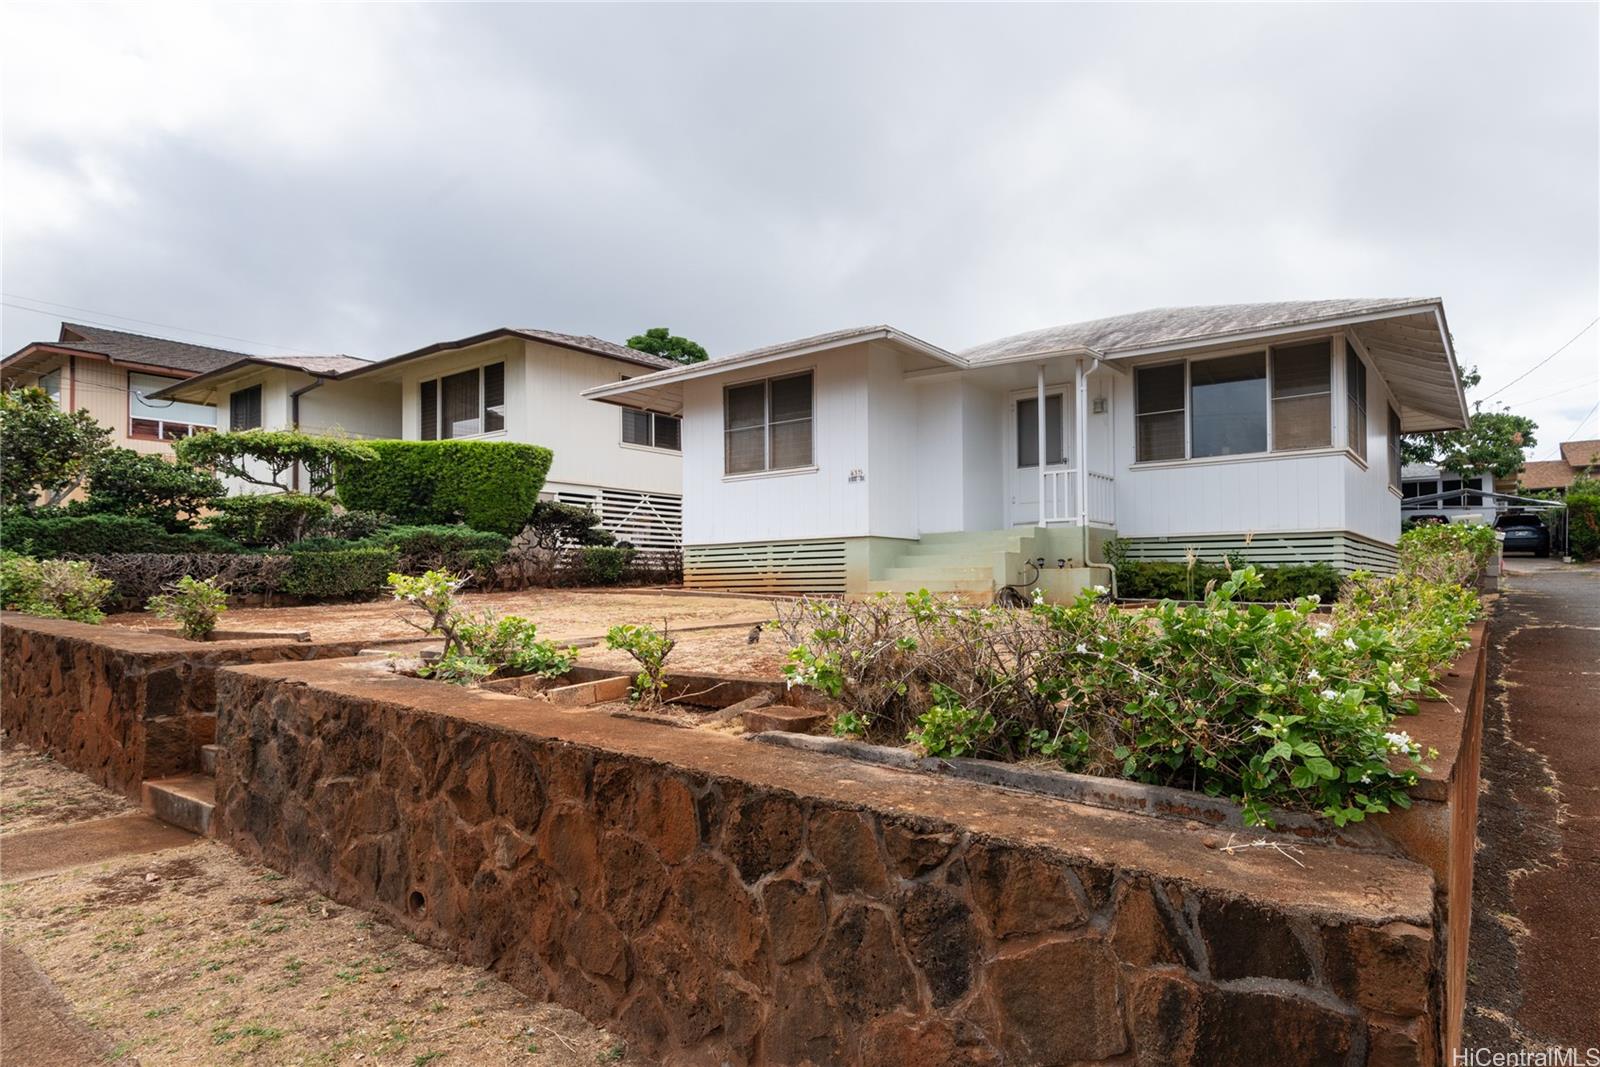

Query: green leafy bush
left=604, top=623, right=676, bottom=706
left=279, top=545, right=398, bottom=598
left=0, top=551, right=112, bottom=622
left=0, top=512, right=238, bottom=557
left=388, top=569, right=574, bottom=685
left=1565, top=476, right=1599, bottom=561
left=0, top=386, right=112, bottom=509
left=336, top=440, right=552, bottom=536
left=175, top=429, right=378, bottom=497
left=522, top=500, right=616, bottom=549
left=148, top=575, right=228, bottom=640
left=315, top=509, right=391, bottom=541
left=83, top=553, right=291, bottom=606
left=81, top=448, right=223, bottom=530
left=1397, top=522, right=1498, bottom=584
left=774, top=566, right=1479, bottom=827
left=1115, top=560, right=1340, bottom=602
left=575, top=546, right=634, bottom=586
left=205, top=493, right=333, bottom=547
left=369, top=525, right=510, bottom=575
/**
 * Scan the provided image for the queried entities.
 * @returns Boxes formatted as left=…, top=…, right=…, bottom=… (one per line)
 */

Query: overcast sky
left=3, top=3, right=1596, bottom=456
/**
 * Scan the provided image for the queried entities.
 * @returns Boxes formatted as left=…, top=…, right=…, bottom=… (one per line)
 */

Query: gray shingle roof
left=513, top=329, right=677, bottom=370
left=959, top=299, right=1440, bottom=362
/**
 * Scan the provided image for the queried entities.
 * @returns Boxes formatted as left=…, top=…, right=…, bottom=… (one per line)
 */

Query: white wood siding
left=681, top=348, right=869, bottom=545
left=866, top=342, right=920, bottom=540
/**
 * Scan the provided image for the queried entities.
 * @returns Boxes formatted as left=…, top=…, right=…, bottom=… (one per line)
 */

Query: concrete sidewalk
left=1466, top=560, right=1600, bottom=1050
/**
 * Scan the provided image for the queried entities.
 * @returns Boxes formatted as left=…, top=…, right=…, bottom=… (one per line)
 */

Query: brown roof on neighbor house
left=1520, top=460, right=1578, bottom=491
left=1558, top=439, right=1600, bottom=469
left=24, top=323, right=274, bottom=375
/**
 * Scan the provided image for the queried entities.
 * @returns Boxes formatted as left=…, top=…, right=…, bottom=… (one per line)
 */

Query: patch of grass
left=413, top=1053, right=445, bottom=1066
left=597, top=1044, right=626, bottom=1063
left=143, top=1006, right=178, bottom=1019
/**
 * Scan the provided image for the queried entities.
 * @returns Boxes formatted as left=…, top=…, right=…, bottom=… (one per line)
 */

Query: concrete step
left=142, top=775, right=216, bottom=837
left=917, top=527, right=1043, bottom=545
left=199, top=744, right=221, bottom=775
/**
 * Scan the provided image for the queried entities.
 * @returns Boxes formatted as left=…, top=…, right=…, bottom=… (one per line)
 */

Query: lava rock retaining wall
left=0, top=612, right=404, bottom=798
left=210, top=656, right=1446, bottom=1066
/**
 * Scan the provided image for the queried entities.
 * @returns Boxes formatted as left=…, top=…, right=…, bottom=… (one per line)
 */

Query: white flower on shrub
left=1092, top=584, right=1108, bottom=596
left=1320, top=688, right=1339, bottom=701
left=1306, top=668, right=1322, bottom=682
left=1383, top=730, right=1416, bottom=754
left=1075, top=643, right=1089, bottom=654
left=1343, top=638, right=1358, bottom=651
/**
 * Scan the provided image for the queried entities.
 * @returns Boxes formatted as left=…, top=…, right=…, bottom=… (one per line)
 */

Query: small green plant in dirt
left=0, top=551, right=112, bottom=622
left=389, top=569, right=574, bottom=685
left=148, top=575, right=228, bottom=640
left=604, top=623, right=675, bottom=706
left=907, top=683, right=996, bottom=758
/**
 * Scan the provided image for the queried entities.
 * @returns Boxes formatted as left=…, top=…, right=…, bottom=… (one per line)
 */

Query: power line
left=1477, top=316, right=1600, bottom=403
left=1498, top=377, right=1600, bottom=408
left=1, top=294, right=316, bottom=354
left=1539, top=399, right=1600, bottom=460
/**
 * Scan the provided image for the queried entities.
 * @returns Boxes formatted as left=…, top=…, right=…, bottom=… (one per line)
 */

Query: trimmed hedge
left=336, top=440, right=553, bottom=536
left=1, top=512, right=239, bottom=558
left=279, top=545, right=399, bottom=599
left=205, top=493, right=334, bottom=547
left=574, top=545, right=634, bottom=586
left=1116, top=560, right=1342, bottom=603
left=84, top=553, right=292, bottom=606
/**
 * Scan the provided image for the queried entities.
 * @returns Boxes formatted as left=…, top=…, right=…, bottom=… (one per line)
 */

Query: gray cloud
left=3, top=2, right=1596, bottom=451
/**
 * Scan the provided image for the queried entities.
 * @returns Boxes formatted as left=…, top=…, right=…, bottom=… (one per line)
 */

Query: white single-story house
left=582, top=299, right=1470, bottom=599
left=156, top=328, right=685, bottom=550
left=1400, top=465, right=1504, bottom=524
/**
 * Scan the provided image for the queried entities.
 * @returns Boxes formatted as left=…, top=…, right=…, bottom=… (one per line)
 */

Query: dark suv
left=1495, top=513, right=1551, bottom=558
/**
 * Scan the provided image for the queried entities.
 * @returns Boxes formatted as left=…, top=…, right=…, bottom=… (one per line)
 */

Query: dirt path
left=0, top=746, right=647, bottom=1066
left=1466, top=560, right=1600, bottom=1051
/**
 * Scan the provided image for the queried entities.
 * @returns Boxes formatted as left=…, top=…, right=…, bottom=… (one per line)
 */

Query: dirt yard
left=104, top=587, right=778, bottom=649
left=0, top=745, right=646, bottom=1066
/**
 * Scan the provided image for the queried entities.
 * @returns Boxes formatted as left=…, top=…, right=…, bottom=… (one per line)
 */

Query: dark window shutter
left=483, top=362, right=505, bottom=433
left=420, top=379, right=438, bottom=440
left=230, top=385, right=262, bottom=430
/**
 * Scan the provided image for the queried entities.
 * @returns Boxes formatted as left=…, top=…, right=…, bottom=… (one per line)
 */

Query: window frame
left=127, top=372, right=222, bottom=440
left=419, top=361, right=506, bottom=441
left=1387, top=407, right=1404, bottom=494
left=620, top=406, right=682, bottom=453
left=1346, top=348, right=1369, bottom=462
left=1131, top=335, right=1344, bottom=466
left=722, top=369, right=815, bottom=478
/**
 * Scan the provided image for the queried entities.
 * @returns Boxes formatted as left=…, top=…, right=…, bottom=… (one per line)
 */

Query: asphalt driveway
left=1466, top=559, right=1600, bottom=1050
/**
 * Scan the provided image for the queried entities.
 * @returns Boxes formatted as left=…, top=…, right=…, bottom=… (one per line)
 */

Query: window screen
left=482, top=362, right=505, bottom=433
left=1271, top=341, right=1331, bottom=451
left=1016, top=394, right=1065, bottom=468
left=1190, top=353, right=1267, bottom=458
left=229, top=384, right=262, bottom=431
left=1135, top=363, right=1185, bottom=462
left=622, top=407, right=653, bottom=446
left=441, top=369, right=480, bottom=439
left=420, top=379, right=438, bottom=440
left=724, top=382, right=767, bottom=474
left=1389, top=408, right=1404, bottom=492
left=1346, top=350, right=1368, bottom=460
left=724, top=372, right=812, bottom=475
left=653, top=413, right=682, bottom=452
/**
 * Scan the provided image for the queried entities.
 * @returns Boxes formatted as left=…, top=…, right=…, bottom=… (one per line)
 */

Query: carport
left=1405, top=489, right=1571, bottom=559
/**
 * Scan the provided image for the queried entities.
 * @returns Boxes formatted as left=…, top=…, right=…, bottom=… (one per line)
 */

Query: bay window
left=1388, top=407, right=1403, bottom=491
left=1270, top=341, right=1332, bottom=450
left=420, top=362, right=504, bottom=440
left=1346, top=350, right=1368, bottom=460
left=1190, top=353, right=1267, bottom=457
left=724, top=371, right=813, bottom=475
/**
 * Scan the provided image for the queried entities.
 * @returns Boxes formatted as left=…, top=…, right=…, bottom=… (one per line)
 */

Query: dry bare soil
left=0, top=744, right=648, bottom=1066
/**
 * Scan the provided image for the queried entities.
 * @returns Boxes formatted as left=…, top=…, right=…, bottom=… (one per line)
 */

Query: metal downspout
left=288, top=377, right=326, bottom=493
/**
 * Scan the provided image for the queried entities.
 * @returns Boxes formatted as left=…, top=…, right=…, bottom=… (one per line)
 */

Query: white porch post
left=1036, top=363, right=1047, bottom=526
left=1075, top=357, right=1089, bottom=527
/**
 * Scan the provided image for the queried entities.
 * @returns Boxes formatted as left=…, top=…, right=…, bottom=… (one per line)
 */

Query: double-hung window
left=229, top=384, right=262, bottom=430
left=724, top=371, right=813, bottom=475
left=1134, top=363, right=1186, bottom=462
left=1346, top=350, right=1368, bottom=460
left=622, top=407, right=682, bottom=451
left=420, top=362, right=504, bottom=440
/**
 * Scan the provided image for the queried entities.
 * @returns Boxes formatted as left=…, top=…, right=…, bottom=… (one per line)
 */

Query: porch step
left=866, top=579, right=995, bottom=598
left=200, top=744, right=221, bottom=775
left=881, top=565, right=996, bottom=583
left=142, top=775, right=216, bottom=836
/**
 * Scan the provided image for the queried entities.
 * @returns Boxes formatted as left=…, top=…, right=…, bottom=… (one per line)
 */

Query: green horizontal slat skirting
left=1116, top=532, right=1397, bottom=575
left=685, top=540, right=849, bottom=593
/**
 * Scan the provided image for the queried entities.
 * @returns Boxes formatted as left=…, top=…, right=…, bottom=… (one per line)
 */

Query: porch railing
left=1087, top=471, right=1115, bottom=526
left=1040, top=468, right=1116, bottom=526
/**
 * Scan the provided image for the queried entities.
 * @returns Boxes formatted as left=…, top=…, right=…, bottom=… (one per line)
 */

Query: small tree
left=1402, top=364, right=1537, bottom=480
left=626, top=327, right=708, bottom=365
left=175, top=429, right=378, bottom=497
left=0, top=386, right=112, bottom=508
left=522, top=500, right=616, bottom=551
left=148, top=575, right=229, bottom=640
left=82, top=448, right=224, bottom=530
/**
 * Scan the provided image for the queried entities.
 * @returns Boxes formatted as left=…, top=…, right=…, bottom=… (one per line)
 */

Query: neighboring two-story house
left=155, top=327, right=685, bottom=550
left=1, top=323, right=244, bottom=451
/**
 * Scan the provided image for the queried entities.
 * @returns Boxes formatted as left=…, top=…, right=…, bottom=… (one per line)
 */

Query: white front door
left=1009, top=392, right=1072, bottom=526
